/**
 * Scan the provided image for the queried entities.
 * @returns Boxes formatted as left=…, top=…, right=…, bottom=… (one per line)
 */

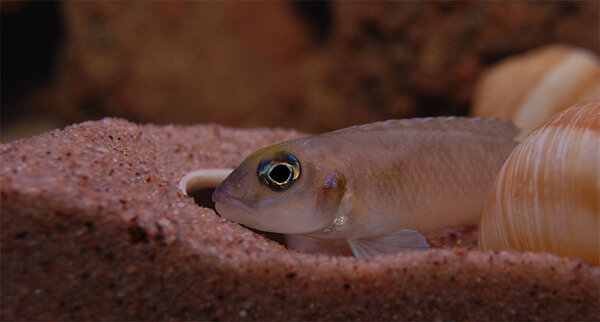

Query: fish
left=212, top=117, right=518, bottom=259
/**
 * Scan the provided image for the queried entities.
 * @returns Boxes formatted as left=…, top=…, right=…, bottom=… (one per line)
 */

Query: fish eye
left=257, top=152, right=301, bottom=191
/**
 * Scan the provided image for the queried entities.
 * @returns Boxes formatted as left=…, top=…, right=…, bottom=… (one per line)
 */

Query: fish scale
left=349, top=128, right=510, bottom=230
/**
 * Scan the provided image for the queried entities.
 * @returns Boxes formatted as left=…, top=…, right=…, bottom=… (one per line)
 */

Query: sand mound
left=1, top=118, right=598, bottom=320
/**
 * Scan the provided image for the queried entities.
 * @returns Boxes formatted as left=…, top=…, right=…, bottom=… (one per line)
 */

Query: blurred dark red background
left=2, top=1, right=599, bottom=142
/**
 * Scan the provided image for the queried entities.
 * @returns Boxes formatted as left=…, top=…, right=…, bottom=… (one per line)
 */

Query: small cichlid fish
left=212, top=117, right=518, bottom=259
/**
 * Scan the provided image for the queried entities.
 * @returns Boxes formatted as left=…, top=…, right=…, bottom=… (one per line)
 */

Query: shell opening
left=179, top=168, right=288, bottom=247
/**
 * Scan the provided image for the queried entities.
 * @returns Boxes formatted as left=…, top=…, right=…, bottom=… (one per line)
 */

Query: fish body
left=213, top=117, right=518, bottom=258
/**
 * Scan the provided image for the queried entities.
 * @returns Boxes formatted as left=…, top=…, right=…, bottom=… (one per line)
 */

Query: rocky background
left=2, top=1, right=599, bottom=141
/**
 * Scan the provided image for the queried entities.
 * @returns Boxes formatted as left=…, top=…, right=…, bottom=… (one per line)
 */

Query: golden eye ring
left=257, top=152, right=301, bottom=191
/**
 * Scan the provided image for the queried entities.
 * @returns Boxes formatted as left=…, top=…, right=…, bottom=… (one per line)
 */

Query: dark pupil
left=269, top=164, right=291, bottom=184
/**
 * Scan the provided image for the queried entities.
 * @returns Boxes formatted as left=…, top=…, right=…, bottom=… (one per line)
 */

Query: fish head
left=213, top=143, right=342, bottom=234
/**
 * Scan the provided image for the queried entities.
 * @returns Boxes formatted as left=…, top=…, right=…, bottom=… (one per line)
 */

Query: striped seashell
left=471, top=45, right=599, bottom=141
left=479, top=100, right=599, bottom=265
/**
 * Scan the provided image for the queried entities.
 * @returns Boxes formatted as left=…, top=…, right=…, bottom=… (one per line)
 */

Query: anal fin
left=347, top=229, right=431, bottom=259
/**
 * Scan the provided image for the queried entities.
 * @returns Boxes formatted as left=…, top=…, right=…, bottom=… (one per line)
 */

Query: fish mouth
left=212, top=188, right=293, bottom=234
left=213, top=186, right=251, bottom=211
left=212, top=185, right=257, bottom=221
left=211, top=184, right=228, bottom=204
left=213, top=200, right=287, bottom=234
left=211, top=182, right=329, bottom=235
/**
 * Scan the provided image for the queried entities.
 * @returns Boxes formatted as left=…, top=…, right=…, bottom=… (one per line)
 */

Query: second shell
left=479, top=100, right=600, bottom=265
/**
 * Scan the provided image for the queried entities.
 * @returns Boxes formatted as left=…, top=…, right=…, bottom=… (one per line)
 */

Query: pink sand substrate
left=1, top=119, right=598, bottom=320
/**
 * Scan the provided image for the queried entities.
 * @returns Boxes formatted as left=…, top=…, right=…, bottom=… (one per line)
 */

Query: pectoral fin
left=347, top=229, right=431, bottom=259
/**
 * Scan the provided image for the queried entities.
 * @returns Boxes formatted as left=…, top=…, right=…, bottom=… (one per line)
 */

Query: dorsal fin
left=327, top=117, right=519, bottom=138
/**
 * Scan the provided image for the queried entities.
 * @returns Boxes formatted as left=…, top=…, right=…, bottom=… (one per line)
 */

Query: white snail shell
left=179, top=169, right=232, bottom=196
left=479, top=100, right=600, bottom=265
left=471, top=45, right=600, bottom=142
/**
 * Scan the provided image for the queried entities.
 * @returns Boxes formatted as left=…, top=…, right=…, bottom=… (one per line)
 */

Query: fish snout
left=212, top=183, right=227, bottom=204
left=211, top=165, right=248, bottom=204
